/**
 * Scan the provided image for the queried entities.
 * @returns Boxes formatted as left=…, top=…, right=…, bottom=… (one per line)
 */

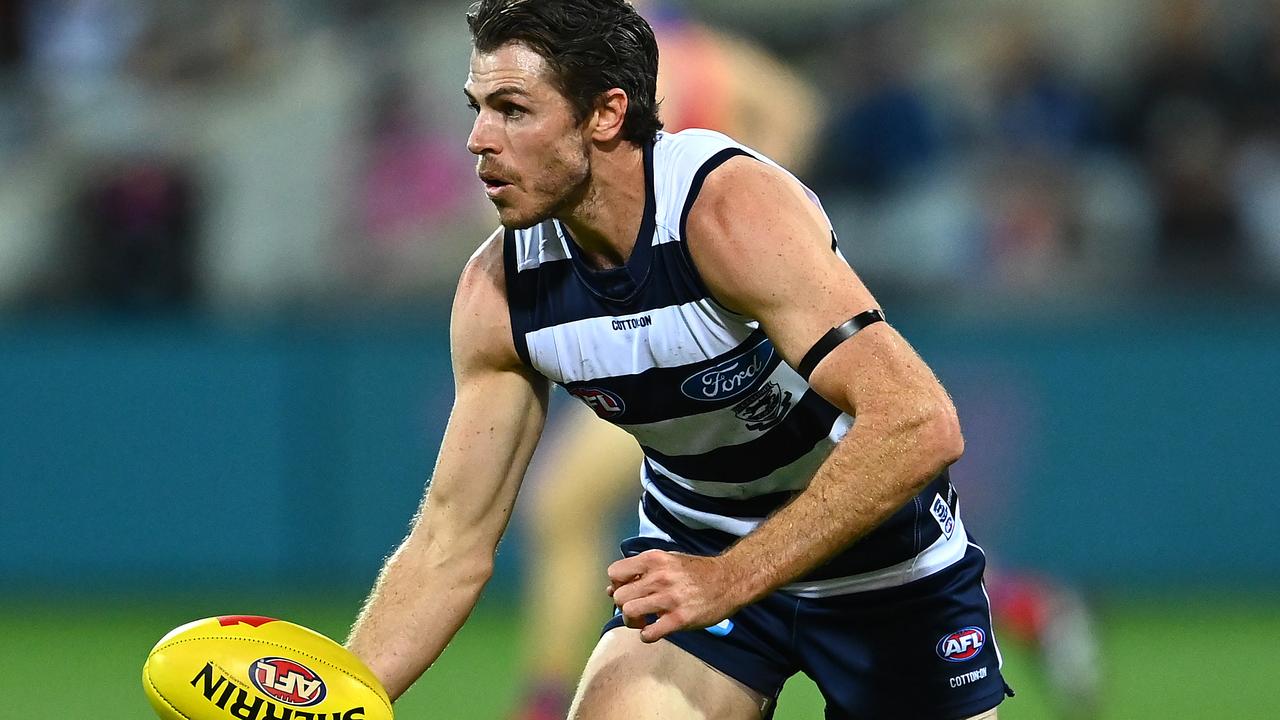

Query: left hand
left=606, top=549, right=746, bottom=643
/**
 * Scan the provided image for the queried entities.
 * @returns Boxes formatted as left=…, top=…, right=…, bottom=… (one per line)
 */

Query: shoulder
left=452, top=228, right=524, bottom=373
left=654, top=129, right=759, bottom=229
left=686, top=155, right=829, bottom=262
left=683, top=155, right=838, bottom=315
left=455, top=228, right=506, bottom=309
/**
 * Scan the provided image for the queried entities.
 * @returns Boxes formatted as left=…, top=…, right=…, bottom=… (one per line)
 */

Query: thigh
left=569, top=627, right=767, bottom=720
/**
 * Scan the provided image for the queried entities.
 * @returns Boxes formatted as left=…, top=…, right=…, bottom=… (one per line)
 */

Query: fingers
left=639, top=613, right=685, bottom=643
left=607, top=551, right=672, bottom=631
left=604, top=550, right=715, bottom=643
left=606, top=549, right=665, bottom=585
left=606, top=549, right=668, bottom=598
left=618, top=594, right=667, bottom=629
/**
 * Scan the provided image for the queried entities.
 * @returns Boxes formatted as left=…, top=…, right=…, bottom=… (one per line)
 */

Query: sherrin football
left=143, top=615, right=393, bottom=720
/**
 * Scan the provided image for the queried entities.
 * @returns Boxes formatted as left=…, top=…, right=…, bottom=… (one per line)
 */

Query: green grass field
left=5, top=595, right=1275, bottom=719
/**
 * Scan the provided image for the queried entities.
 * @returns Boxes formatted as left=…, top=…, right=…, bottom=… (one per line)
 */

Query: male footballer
left=346, top=1, right=1011, bottom=717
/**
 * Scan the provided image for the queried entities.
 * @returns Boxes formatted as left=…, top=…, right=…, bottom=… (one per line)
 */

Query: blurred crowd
left=1, top=0, right=1278, bottom=312
left=805, top=0, right=1280, bottom=297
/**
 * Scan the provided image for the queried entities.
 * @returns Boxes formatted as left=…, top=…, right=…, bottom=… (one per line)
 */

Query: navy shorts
left=602, top=542, right=1012, bottom=719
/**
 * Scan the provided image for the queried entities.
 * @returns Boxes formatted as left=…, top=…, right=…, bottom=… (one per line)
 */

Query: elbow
left=890, top=392, right=962, bottom=482
left=922, top=399, right=964, bottom=470
left=402, top=528, right=497, bottom=590
left=447, top=544, right=498, bottom=590
left=440, top=548, right=497, bottom=594
left=463, top=557, right=496, bottom=591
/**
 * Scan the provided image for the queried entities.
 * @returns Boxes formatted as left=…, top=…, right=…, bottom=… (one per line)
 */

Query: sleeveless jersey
left=504, top=129, right=968, bottom=597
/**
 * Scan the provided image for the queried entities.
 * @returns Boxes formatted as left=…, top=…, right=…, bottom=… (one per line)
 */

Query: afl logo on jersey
left=681, top=339, right=774, bottom=402
left=937, top=627, right=986, bottom=662
left=569, top=386, right=626, bottom=419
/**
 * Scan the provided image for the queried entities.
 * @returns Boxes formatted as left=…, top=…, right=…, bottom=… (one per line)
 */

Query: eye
left=502, top=104, right=527, bottom=119
left=466, top=101, right=480, bottom=114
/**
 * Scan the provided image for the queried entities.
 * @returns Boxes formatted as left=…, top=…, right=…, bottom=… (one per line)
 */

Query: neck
left=557, top=140, right=647, bottom=270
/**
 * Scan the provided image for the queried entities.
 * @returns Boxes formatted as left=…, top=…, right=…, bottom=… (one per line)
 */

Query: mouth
left=478, top=171, right=513, bottom=195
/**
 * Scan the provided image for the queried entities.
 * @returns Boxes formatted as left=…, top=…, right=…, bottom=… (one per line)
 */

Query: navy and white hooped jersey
left=504, top=129, right=967, bottom=597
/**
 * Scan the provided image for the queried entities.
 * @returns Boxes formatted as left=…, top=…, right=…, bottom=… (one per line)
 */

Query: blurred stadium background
left=2, top=0, right=1278, bottom=718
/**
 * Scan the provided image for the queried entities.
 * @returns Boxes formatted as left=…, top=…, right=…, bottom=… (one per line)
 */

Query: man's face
left=465, top=42, right=591, bottom=229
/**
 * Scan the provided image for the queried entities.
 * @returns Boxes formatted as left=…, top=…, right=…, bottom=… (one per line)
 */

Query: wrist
left=715, top=548, right=766, bottom=608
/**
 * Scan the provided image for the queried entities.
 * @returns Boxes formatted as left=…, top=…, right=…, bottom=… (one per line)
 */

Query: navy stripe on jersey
left=640, top=470, right=955, bottom=582
left=641, top=491, right=737, bottom=554
left=503, top=227, right=533, bottom=367
left=516, top=241, right=711, bottom=332
left=639, top=389, right=842, bottom=482
left=560, top=329, right=775, bottom=424
left=646, top=463, right=798, bottom=518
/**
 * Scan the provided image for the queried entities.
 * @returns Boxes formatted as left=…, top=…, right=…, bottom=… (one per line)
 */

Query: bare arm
left=346, top=230, right=549, bottom=697
left=610, top=157, right=962, bottom=640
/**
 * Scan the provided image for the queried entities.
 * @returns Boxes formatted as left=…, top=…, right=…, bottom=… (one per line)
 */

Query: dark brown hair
left=467, top=0, right=663, bottom=144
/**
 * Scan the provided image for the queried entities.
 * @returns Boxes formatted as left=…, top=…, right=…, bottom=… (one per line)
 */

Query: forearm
left=346, top=533, right=493, bottom=700
left=719, top=408, right=960, bottom=605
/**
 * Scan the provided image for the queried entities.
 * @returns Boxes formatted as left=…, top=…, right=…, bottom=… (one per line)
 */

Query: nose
left=467, top=112, right=499, bottom=156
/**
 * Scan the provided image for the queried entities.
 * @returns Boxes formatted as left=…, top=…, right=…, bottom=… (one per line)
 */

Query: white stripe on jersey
left=642, top=413, right=854, bottom=499
left=510, top=222, right=571, bottom=271
left=641, top=477, right=759, bottom=535
left=652, top=129, right=833, bottom=238
left=637, top=499, right=676, bottom=543
left=525, top=299, right=757, bottom=384
left=782, top=513, right=969, bottom=597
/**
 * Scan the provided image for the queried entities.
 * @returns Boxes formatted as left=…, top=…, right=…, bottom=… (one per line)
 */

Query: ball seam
left=150, top=636, right=392, bottom=715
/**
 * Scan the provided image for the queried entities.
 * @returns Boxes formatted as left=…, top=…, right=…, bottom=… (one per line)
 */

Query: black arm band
left=796, top=309, right=886, bottom=380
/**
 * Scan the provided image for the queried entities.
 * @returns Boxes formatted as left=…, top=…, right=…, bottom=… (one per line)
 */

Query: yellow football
left=143, top=615, right=393, bottom=720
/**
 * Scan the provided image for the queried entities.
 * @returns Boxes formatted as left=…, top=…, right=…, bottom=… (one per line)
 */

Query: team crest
left=733, top=382, right=793, bottom=431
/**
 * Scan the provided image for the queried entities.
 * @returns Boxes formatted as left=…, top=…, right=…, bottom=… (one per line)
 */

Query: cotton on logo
left=936, top=627, right=985, bottom=662
left=568, top=387, right=625, bottom=419
left=249, top=657, right=328, bottom=707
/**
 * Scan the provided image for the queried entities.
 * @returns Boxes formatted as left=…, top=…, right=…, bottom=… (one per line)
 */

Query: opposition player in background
left=347, top=1, right=1009, bottom=717
left=644, top=0, right=819, bottom=172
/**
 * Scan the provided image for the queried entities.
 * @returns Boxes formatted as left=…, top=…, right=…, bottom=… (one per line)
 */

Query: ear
left=589, top=88, right=630, bottom=142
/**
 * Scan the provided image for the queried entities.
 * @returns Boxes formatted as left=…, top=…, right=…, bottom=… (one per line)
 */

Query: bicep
left=685, top=158, right=938, bottom=416
left=412, top=228, right=550, bottom=552
left=418, top=362, right=548, bottom=551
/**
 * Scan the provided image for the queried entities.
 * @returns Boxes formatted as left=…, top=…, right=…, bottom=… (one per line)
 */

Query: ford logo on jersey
left=937, top=627, right=986, bottom=662
left=681, top=338, right=774, bottom=402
